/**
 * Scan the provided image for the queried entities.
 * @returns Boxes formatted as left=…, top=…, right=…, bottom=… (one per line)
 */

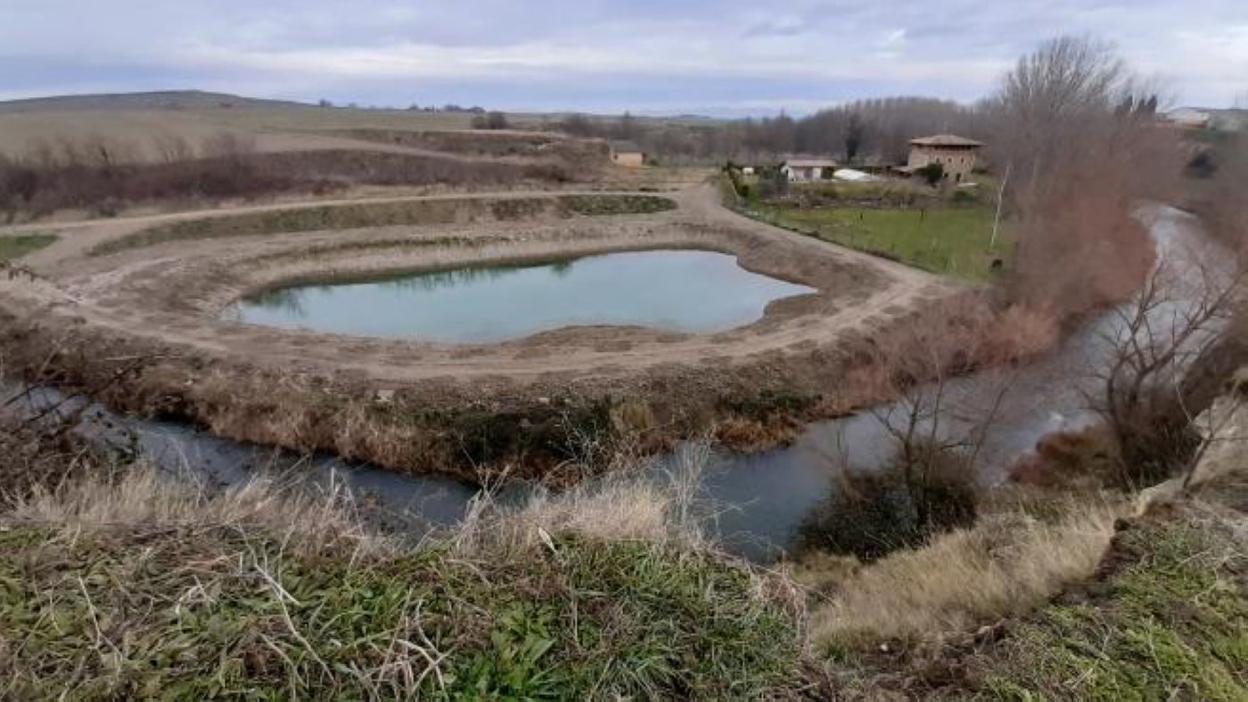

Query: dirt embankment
left=0, top=184, right=964, bottom=482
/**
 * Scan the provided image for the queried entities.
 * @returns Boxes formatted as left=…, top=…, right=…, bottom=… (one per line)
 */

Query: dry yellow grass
left=806, top=495, right=1125, bottom=646
left=10, top=462, right=394, bottom=558
left=8, top=438, right=713, bottom=562
left=451, top=443, right=710, bottom=556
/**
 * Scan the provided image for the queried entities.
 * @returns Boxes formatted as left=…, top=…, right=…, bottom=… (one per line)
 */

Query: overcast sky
left=2, top=0, right=1245, bottom=115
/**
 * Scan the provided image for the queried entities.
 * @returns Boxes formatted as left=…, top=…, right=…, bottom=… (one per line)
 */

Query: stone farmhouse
left=902, top=134, right=983, bottom=183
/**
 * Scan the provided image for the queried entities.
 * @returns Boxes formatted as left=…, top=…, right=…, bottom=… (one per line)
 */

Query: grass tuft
left=560, top=194, right=676, bottom=216
left=974, top=519, right=1248, bottom=700
left=805, top=495, right=1123, bottom=647
left=0, top=232, right=56, bottom=261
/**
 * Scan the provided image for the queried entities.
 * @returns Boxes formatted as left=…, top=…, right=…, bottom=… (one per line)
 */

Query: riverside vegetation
left=2, top=378, right=1246, bottom=698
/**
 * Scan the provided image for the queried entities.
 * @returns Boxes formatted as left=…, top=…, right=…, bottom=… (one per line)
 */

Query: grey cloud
left=0, top=0, right=1244, bottom=112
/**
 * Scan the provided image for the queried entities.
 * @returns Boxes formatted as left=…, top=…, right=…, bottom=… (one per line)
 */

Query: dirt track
left=0, top=180, right=956, bottom=479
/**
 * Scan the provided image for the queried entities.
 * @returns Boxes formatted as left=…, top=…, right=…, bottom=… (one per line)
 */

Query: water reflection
left=224, top=250, right=815, bottom=343
left=248, top=288, right=308, bottom=317
left=377, top=263, right=532, bottom=293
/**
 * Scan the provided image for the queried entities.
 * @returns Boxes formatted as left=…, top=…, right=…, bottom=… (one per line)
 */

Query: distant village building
left=1163, top=107, right=1212, bottom=130
left=1159, top=107, right=1248, bottom=133
left=903, top=134, right=984, bottom=183
left=609, top=141, right=646, bottom=167
left=782, top=159, right=838, bottom=182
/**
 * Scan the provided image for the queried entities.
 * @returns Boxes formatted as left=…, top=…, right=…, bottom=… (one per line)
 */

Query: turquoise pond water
left=224, top=249, right=816, bottom=343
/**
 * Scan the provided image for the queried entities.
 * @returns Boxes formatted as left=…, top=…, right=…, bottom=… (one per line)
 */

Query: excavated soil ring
left=0, top=188, right=949, bottom=479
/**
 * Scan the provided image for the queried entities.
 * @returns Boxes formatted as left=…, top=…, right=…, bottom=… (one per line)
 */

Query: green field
left=0, top=232, right=56, bottom=261
left=754, top=203, right=1008, bottom=280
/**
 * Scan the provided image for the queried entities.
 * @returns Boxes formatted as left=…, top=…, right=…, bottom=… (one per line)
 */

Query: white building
left=781, top=159, right=837, bottom=182
left=832, top=168, right=880, bottom=183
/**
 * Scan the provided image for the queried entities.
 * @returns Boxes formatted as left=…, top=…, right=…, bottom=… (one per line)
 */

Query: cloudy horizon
left=2, top=0, right=1246, bottom=116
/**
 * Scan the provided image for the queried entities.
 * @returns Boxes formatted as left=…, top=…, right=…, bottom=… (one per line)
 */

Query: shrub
left=916, top=162, right=945, bottom=187
left=796, top=444, right=978, bottom=560
left=951, top=188, right=977, bottom=203
left=755, top=168, right=790, bottom=199
left=471, top=111, right=510, bottom=130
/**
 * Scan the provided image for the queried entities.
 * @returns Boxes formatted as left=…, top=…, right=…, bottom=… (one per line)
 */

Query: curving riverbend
left=3, top=206, right=1222, bottom=562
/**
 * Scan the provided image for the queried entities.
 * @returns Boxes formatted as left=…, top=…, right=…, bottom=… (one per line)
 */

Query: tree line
left=547, top=97, right=979, bottom=165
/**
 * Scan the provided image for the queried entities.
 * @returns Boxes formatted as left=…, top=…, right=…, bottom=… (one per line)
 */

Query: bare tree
left=1092, top=243, right=1246, bottom=486
left=985, top=36, right=1185, bottom=318
left=800, top=300, right=1020, bottom=558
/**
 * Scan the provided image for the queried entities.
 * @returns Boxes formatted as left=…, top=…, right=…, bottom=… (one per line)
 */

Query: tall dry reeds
left=806, top=494, right=1123, bottom=646
left=449, top=442, right=711, bottom=557
left=11, top=461, right=395, bottom=559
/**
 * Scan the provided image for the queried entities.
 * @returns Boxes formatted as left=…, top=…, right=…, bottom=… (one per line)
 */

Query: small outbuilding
left=832, top=168, right=880, bottom=183
left=609, top=140, right=646, bottom=167
left=781, top=159, right=838, bottom=182
left=902, top=134, right=983, bottom=183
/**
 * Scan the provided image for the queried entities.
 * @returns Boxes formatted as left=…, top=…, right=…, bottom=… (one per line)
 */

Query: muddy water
left=224, top=249, right=815, bottom=343
left=4, top=207, right=1217, bottom=562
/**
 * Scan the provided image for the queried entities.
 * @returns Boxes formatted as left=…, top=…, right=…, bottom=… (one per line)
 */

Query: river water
left=2, top=206, right=1219, bottom=562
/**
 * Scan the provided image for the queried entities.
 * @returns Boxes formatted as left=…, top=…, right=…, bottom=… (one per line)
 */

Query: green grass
left=753, top=203, right=1008, bottom=281
left=975, top=521, right=1248, bottom=700
left=0, top=526, right=803, bottom=699
left=721, top=171, right=1009, bottom=281
left=0, top=233, right=57, bottom=261
left=561, top=194, right=676, bottom=216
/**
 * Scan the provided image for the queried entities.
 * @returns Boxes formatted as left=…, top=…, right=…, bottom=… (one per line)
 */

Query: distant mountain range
left=0, top=90, right=312, bottom=113
left=0, top=90, right=746, bottom=123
